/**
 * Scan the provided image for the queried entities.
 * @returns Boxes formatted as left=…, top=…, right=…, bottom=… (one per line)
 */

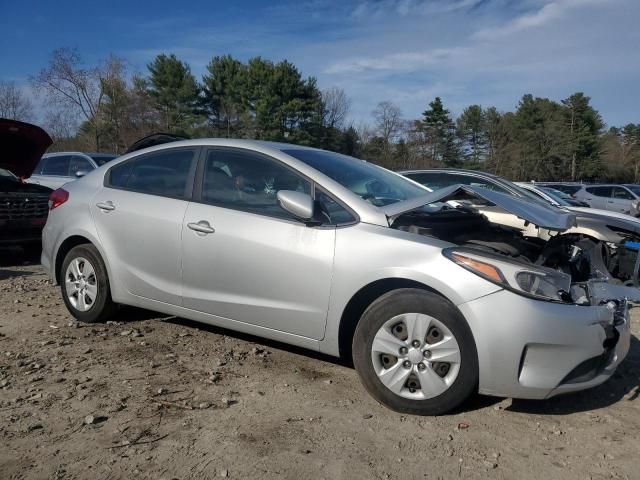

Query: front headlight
left=443, top=247, right=572, bottom=302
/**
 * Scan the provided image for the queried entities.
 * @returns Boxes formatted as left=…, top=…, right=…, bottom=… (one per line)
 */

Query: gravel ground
left=1, top=247, right=639, bottom=480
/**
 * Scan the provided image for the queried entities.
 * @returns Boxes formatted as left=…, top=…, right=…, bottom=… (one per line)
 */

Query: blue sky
left=2, top=0, right=639, bottom=126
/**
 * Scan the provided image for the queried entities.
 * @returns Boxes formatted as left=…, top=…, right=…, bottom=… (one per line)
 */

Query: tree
left=32, top=48, right=108, bottom=150
left=561, top=92, right=603, bottom=180
left=144, top=54, right=200, bottom=133
left=0, top=80, right=34, bottom=121
left=420, top=97, right=459, bottom=166
left=456, top=105, right=486, bottom=165
left=321, top=87, right=351, bottom=130
left=602, top=124, right=640, bottom=182
left=202, top=55, right=246, bottom=137
left=372, top=100, right=403, bottom=166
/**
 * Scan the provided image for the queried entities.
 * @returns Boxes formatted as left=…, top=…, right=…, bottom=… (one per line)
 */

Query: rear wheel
left=352, top=288, right=478, bottom=415
left=60, top=244, right=117, bottom=323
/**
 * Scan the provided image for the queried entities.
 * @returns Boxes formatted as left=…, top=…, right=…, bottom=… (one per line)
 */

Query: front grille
left=0, top=193, right=49, bottom=220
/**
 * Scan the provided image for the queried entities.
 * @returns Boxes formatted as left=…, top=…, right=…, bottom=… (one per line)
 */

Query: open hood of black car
left=0, top=118, right=52, bottom=179
left=383, top=184, right=577, bottom=231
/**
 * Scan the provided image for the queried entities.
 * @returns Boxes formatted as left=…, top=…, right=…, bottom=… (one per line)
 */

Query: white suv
left=28, top=152, right=117, bottom=189
left=572, top=184, right=640, bottom=216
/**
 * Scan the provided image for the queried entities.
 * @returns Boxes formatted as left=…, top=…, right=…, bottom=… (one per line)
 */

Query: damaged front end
left=385, top=184, right=640, bottom=306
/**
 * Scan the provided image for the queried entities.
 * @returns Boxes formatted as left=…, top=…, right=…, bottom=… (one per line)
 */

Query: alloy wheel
left=64, top=257, right=98, bottom=312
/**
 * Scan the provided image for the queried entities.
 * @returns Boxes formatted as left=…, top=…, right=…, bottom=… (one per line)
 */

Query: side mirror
left=75, top=170, right=88, bottom=178
left=277, top=190, right=314, bottom=221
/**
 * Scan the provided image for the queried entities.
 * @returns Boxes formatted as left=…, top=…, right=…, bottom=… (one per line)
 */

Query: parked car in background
left=564, top=184, right=640, bottom=217
left=534, top=185, right=590, bottom=207
left=0, top=118, right=53, bottom=251
left=515, top=183, right=588, bottom=208
left=28, top=152, right=118, bottom=189
left=536, top=182, right=585, bottom=198
left=42, top=140, right=633, bottom=415
left=401, top=169, right=640, bottom=287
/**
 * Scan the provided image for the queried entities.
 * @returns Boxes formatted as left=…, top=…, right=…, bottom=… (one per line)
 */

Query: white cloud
left=473, top=0, right=608, bottom=39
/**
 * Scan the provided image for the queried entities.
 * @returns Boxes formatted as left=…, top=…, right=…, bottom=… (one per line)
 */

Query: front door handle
left=187, top=220, right=215, bottom=235
left=96, top=201, right=115, bottom=211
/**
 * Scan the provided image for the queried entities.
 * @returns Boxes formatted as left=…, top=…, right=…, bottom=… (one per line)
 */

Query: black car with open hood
left=0, top=118, right=53, bottom=248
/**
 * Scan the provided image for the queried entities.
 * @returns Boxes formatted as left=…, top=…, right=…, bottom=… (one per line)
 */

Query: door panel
left=181, top=203, right=335, bottom=340
left=610, top=187, right=633, bottom=213
left=90, top=147, right=198, bottom=305
left=91, top=188, right=188, bottom=304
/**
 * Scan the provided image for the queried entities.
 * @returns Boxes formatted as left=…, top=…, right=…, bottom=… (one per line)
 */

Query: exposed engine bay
left=392, top=204, right=640, bottom=306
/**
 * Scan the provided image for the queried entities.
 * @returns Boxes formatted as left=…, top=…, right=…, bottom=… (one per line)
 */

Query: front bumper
left=458, top=289, right=631, bottom=400
left=0, top=219, right=46, bottom=246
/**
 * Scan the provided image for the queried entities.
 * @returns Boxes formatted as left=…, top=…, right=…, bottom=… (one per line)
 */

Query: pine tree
left=421, top=97, right=459, bottom=166
left=145, top=54, right=201, bottom=133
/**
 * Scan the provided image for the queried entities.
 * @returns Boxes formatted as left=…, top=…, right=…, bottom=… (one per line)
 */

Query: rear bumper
left=459, top=290, right=631, bottom=400
left=40, top=221, right=56, bottom=281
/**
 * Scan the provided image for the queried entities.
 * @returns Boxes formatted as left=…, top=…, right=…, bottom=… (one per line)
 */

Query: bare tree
left=372, top=100, right=402, bottom=144
left=0, top=80, right=34, bottom=121
left=31, top=48, right=108, bottom=150
left=372, top=101, right=403, bottom=166
left=322, top=87, right=351, bottom=129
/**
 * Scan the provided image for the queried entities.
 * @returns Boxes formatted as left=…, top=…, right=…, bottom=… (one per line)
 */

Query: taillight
left=49, top=188, right=69, bottom=210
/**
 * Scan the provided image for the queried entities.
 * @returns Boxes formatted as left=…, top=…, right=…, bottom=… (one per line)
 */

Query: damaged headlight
left=443, top=248, right=572, bottom=302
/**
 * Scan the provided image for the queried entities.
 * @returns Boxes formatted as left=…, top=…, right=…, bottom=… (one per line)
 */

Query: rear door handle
left=187, top=220, right=215, bottom=235
left=96, top=201, right=115, bottom=211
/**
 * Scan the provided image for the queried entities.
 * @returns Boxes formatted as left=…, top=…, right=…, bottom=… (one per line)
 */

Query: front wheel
left=60, top=244, right=118, bottom=323
left=352, top=289, right=478, bottom=415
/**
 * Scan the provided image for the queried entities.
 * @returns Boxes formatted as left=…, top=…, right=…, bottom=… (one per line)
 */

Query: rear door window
left=586, top=186, right=613, bottom=197
left=42, top=156, right=71, bottom=176
left=106, top=148, right=197, bottom=199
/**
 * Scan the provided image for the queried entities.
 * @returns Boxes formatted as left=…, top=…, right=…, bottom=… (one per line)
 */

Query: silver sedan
left=41, top=139, right=632, bottom=415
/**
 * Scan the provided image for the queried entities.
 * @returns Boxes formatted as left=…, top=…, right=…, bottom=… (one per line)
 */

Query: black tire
left=352, top=288, right=478, bottom=416
left=60, top=244, right=118, bottom=323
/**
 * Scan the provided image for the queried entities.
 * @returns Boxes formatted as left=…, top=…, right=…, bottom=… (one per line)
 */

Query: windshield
left=282, top=149, right=427, bottom=206
left=90, top=154, right=118, bottom=166
left=539, top=187, right=573, bottom=206
left=625, top=185, right=640, bottom=196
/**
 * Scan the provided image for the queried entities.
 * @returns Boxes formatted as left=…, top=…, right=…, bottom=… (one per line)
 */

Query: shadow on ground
left=0, top=246, right=41, bottom=279
left=163, top=314, right=638, bottom=416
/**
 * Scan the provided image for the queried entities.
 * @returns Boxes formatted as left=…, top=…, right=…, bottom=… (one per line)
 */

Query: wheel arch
left=54, top=235, right=95, bottom=284
left=337, top=278, right=450, bottom=360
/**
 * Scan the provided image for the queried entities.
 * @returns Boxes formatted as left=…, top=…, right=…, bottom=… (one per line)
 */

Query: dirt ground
left=1, top=247, right=639, bottom=480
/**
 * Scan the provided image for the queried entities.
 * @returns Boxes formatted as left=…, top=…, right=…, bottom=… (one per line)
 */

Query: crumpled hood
left=0, top=118, right=52, bottom=179
left=382, top=184, right=577, bottom=231
left=569, top=206, right=640, bottom=224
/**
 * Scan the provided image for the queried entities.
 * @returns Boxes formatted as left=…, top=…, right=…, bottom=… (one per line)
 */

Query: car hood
left=0, top=118, right=52, bottom=179
left=382, top=184, right=577, bottom=231
left=568, top=206, right=640, bottom=235
left=569, top=206, right=640, bottom=223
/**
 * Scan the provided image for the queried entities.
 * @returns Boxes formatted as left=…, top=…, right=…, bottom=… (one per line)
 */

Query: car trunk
left=0, top=118, right=53, bottom=244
